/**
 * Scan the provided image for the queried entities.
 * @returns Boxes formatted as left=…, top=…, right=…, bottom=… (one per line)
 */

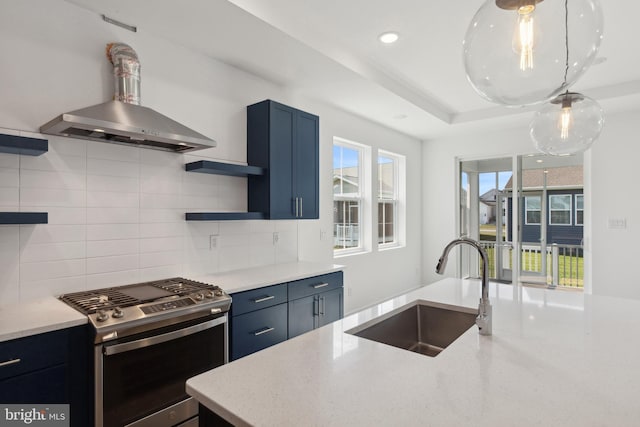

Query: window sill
left=334, top=248, right=371, bottom=259
left=378, top=243, right=404, bottom=252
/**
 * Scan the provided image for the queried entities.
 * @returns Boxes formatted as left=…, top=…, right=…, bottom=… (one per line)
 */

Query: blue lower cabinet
left=229, top=271, right=344, bottom=361
left=0, top=325, right=92, bottom=426
left=230, top=303, right=288, bottom=360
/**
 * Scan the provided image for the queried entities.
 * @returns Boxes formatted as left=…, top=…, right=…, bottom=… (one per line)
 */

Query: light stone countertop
left=0, top=297, right=87, bottom=342
left=195, top=261, right=344, bottom=294
left=187, top=277, right=640, bottom=426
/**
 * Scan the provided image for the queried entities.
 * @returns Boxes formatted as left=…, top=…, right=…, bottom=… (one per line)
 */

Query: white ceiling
left=65, top=0, right=640, bottom=141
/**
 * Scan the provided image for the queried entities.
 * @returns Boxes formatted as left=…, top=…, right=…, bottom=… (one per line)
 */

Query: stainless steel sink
left=347, top=301, right=477, bottom=357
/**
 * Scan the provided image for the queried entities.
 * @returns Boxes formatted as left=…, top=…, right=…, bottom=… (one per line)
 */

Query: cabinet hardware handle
left=253, top=327, right=275, bottom=336
left=299, top=197, right=303, bottom=217
left=252, top=295, right=275, bottom=303
left=313, top=283, right=329, bottom=289
left=320, top=296, right=325, bottom=316
left=294, top=197, right=299, bottom=217
left=0, top=358, right=21, bottom=368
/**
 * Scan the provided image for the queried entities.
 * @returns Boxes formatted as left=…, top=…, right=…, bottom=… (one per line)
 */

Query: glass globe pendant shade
left=530, top=92, right=604, bottom=156
left=463, top=0, right=604, bottom=106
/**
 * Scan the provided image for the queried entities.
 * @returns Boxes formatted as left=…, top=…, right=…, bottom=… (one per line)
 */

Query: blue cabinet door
left=318, top=288, right=344, bottom=328
left=247, top=100, right=319, bottom=219
left=288, top=294, right=317, bottom=339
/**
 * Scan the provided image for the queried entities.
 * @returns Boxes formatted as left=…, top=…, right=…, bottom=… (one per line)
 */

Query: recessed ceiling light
left=378, top=32, right=399, bottom=44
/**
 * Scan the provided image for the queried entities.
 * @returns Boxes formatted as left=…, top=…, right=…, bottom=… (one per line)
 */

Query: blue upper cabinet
left=0, top=133, right=48, bottom=156
left=247, top=100, right=319, bottom=219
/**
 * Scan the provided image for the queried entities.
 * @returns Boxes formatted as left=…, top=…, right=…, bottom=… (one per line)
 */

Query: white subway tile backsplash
left=20, top=275, right=86, bottom=301
left=87, top=190, right=139, bottom=208
left=20, top=259, right=86, bottom=283
left=140, top=250, right=182, bottom=269
left=86, top=254, right=139, bottom=275
left=20, top=188, right=86, bottom=207
left=0, top=153, right=18, bottom=169
left=139, top=265, right=183, bottom=282
left=87, top=174, right=139, bottom=192
left=87, top=224, right=139, bottom=241
left=140, top=236, right=183, bottom=253
left=219, top=246, right=249, bottom=272
left=0, top=168, right=19, bottom=187
left=45, top=136, right=87, bottom=157
left=87, top=157, right=139, bottom=178
left=20, top=153, right=86, bottom=173
left=140, top=192, right=183, bottom=209
left=85, top=270, right=141, bottom=289
left=0, top=188, right=19, bottom=207
left=0, top=127, right=299, bottom=302
left=87, top=239, right=139, bottom=257
left=20, top=241, right=86, bottom=263
left=87, top=207, right=139, bottom=224
left=140, top=222, right=184, bottom=238
left=19, top=224, right=86, bottom=244
left=20, top=169, right=85, bottom=190
left=87, top=140, right=140, bottom=163
left=25, top=207, right=86, bottom=225
left=140, top=208, right=184, bottom=223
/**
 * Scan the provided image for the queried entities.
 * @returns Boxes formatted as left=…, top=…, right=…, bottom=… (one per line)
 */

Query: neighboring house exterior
left=479, top=188, right=499, bottom=225
left=505, top=166, right=583, bottom=246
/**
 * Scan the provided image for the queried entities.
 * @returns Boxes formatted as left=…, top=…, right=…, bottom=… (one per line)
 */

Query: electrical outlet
left=273, top=232, right=279, bottom=245
left=347, top=287, right=353, bottom=297
left=608, top=218, right=627, bottom=229
left=209, top=235, right=217, bottom=249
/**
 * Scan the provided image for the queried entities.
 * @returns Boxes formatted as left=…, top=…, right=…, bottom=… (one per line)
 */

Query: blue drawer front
left=231, top=304, right=287, bottom=360
left=231, top=283, right=288, bottom=316
left=0, top=329, right=68, bottom=381
left=288, top=271, right=343, bottom=301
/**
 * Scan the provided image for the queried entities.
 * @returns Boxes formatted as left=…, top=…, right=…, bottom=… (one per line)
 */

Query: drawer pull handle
left=253, top=327, right=275, bottom=336
left=313, top=283, right=329, bottom=289
left=252, top=295, right=275, bottom=303
left=0, top=358, right=21, bottom=368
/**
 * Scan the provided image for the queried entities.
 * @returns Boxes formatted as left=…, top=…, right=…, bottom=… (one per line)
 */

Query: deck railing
left=479, top=241, right=583, bottom=288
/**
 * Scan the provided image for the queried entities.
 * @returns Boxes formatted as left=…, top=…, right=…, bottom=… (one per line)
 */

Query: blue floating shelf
left=0, top=133, right=48, bottom=156
left=0, top=212, right=48, bottom=224
left=185, top=160, right=264, bottom=177
left=186, top=212, right=265, bottom=221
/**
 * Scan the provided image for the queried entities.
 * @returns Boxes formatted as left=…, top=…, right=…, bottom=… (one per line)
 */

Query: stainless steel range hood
left=40, top=43, right=216, bottom=152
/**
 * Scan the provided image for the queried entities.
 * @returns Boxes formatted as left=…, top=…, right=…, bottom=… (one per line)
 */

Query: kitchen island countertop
left=187, top=278, right=640, bottom=426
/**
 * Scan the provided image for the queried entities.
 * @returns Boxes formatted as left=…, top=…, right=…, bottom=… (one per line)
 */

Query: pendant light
left=463, top=0, right=603, bottom=106
left=530, top=91, right=604, bottom=156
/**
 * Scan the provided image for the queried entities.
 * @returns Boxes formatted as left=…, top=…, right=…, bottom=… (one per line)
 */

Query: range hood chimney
left=40, top=43, right=216, bottom=152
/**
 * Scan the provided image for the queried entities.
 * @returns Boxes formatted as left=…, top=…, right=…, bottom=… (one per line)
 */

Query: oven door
left=97, top=313, right=228, bottom=427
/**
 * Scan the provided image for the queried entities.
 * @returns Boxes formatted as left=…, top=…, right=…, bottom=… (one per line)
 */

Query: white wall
left=0, top=0, right=423, bottom=310
left=422, top=108, right=640, bottom=300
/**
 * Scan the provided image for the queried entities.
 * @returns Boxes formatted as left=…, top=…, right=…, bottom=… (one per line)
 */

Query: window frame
left=575, top=194, right=584, bottom=226
left=524, top=196, right=541, bottom=225
left=333, top=138, right=369, bottom=257
left=549, top=194, right=572, bottom=226
left=377, top=150, right=401, bottom=249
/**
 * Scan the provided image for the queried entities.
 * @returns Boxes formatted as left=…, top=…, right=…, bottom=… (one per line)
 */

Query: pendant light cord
left=563, top=0, right=569, bottom=89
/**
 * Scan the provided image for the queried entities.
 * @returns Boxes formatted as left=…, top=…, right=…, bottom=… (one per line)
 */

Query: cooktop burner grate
left=59, top=277, right=218, bottom=315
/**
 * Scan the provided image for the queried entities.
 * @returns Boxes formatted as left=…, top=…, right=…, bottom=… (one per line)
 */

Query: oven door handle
left=103, top=315, right=227, bottom=356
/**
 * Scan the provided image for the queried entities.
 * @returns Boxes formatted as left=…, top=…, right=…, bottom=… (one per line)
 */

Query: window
left=525, top=196, right=541, bottom=225
left=333, top=140, right=364, bottom=253
left=549, top=194, right=572, bottom=225
left=378, top=152, right=399, bottom=247
left=575, top=194, right=584, bottom=226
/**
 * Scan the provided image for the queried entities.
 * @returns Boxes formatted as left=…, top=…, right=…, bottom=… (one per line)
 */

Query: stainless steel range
left=60, top=277, right=232, bottom=427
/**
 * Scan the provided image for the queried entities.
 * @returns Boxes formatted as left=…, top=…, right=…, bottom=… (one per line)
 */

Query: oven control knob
left=205, top=291, right=215, bottom=299
left=195, top=293, right=205, bottom=301
left=214, top=289, right=224, bottom=297
left=96, top=309, right=109, bottom=322
left=112, top=307, right=124, bottom=318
